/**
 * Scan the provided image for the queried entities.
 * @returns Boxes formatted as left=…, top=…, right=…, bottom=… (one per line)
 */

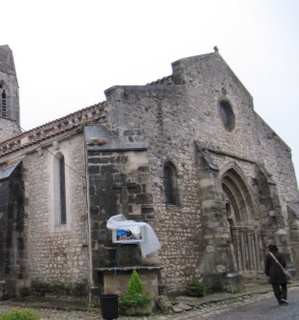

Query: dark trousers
left=271, top=283, right=287, bottom=302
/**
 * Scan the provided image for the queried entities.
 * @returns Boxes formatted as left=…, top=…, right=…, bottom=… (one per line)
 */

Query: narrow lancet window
left=55, top=153, right=67, bottom=225
left=164, top=161, right=179, bottom=206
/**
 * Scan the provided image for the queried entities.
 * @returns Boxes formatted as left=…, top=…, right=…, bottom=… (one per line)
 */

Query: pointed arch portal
left=222, top=168, right=263, bottom=273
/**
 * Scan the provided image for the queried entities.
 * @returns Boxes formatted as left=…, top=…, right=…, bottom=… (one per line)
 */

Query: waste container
left=100, top=294, right=119, bottom=320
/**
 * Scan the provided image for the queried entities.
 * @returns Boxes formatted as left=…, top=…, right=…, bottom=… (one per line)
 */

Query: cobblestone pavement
left=0, top=287, right=298, bottom=319
left=154, top=291, right=276, bottom=320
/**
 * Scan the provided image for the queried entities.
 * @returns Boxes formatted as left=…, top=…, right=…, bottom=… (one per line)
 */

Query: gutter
left=83, top=133, right=95, bottom=305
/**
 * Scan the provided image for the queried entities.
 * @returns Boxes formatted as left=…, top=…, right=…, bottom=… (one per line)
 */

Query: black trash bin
left=100, top=294, right=119, bottom=320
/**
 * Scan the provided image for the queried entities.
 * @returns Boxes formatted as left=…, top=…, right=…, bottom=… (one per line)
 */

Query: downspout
left=83, top=131, right=95, bottom=305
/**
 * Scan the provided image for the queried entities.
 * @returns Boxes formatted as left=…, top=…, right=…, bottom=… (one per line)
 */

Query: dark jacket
left=265, top=252, right=287, bottom=284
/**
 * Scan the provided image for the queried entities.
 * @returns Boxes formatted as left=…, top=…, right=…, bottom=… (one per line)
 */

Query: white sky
left=1, top=0, right=298, bottom=183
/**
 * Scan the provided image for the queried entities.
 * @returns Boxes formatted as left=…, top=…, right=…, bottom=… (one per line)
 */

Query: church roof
left=0, top=45, right=16, bottom=75
left=0, top=101, right=108, bottom=158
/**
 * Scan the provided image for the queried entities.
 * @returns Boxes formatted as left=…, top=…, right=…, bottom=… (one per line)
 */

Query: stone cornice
left=207, top=146, right=257, bottom=165
left=0, top=101, right=108, bottom=157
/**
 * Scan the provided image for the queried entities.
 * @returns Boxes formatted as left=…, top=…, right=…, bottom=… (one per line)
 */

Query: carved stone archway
left=222, top=168, right=263, bottom=274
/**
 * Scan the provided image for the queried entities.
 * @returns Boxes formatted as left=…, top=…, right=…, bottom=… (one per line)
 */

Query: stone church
left=0, top=44, right=299, bottom=298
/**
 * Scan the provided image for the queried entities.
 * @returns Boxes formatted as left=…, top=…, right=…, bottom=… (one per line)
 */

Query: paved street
left=0, top=287, right=298, bottom=319
left=206, top=287, right=299, bottom=320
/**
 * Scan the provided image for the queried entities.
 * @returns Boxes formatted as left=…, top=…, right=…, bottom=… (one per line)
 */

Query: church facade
left=0, top=45, right=299, bottom=298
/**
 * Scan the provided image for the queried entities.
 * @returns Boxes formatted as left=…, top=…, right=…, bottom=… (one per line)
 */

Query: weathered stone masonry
left=0, top=47, right=299, bottom=297
left=0, top=99, right=109, bottom=296
left=84, top=125, right=158, bottom=291
left=103, top=52, right=299, bottom=292
left=0, top=163, right=26, bottom=297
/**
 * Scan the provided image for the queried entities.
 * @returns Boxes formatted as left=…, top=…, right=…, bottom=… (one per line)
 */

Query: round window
left=219, top=100, right=235, bottom=131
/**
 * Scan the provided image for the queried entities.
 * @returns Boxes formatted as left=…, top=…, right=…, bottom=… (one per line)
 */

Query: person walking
left=265, top=244, right=288, bottom=305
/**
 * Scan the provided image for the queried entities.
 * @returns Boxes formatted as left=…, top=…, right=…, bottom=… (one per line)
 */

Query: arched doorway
left=222, top=168, right=263, bottom=274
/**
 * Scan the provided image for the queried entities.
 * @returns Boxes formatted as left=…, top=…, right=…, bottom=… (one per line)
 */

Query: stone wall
left=255, top=114, right=299, bottom=204
left=102, top=269, right=159, bottom=297
left=105, top=85, right=207, bottom=292
left=0, top=164, right=26, bottom=296
left=0, top=50, right=297, bottom=296
left=0, top=118, right=20, bottom=143
left=0, top=102, right=109, bottom=296
left=0, top=179, right=9, bottom=279
left=22, top=133, right=90, bottom=294
left=104, top=52, right=299, bottom=292
left=85, top=125, right=157, bottom=290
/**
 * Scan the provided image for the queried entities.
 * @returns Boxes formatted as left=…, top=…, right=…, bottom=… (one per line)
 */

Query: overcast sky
left=1, top=0, right=298, bottom=182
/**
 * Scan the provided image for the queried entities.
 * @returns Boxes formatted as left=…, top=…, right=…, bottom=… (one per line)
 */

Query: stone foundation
left=98, top=266, right=160, bottom=297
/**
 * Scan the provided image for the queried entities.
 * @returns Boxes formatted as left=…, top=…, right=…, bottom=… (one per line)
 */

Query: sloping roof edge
left=0, top=160, right=21, bottom=180
left=172, top=51, right=253, bottom=100
left=0, top=101, right=108, bottom=158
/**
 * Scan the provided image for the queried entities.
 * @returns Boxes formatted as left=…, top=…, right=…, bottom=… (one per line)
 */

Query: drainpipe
left=83, top=133, right=95, bottom=306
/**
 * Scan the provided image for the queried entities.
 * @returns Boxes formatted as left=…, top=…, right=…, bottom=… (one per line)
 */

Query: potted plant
left=119, top=270, right=153, bottom=316
left=188, top=278, right=207, bottom=297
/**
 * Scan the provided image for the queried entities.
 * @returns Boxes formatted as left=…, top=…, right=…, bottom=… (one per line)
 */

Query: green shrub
left=188, top=278, right=207, bottom=297
left=0, top=308, right=40, bottom=320
left=120, top=271, right=152, bottom=315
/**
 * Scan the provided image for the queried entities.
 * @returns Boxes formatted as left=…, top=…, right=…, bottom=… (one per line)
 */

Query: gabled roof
left=172, top=51, right=253, bottom=100
left=0, top=102, right=108, bottom=158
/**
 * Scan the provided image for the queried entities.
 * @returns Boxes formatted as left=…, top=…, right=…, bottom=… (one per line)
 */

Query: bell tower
left=0, top=45, right=21, bottom=142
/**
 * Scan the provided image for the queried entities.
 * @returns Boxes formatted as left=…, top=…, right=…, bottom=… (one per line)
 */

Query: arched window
left=54, top=153, right=67, bottom=225
left=163, top=161, right=179, bottom=206
left=219, top=100, right=235, bottom=131
left=1, top=90, right=7, bottom=119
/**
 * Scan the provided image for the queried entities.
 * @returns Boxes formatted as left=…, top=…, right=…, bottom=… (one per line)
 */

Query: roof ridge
left=24, top=101, right=106, bottom=135
left=0, top=101, right=108, bottom=157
